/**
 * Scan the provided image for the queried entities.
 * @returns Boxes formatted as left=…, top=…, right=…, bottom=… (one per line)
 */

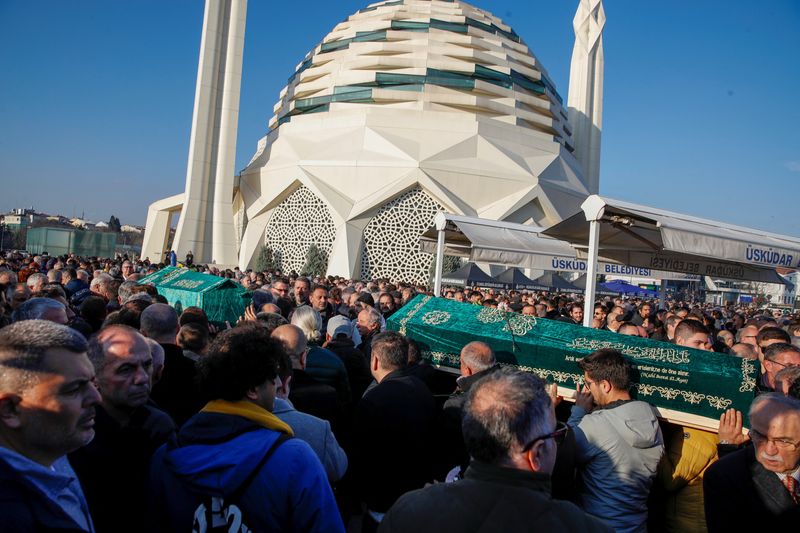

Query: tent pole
left=433, top=227, right=445, bottom=296
left=582, top=219, right=600, bottom=327
left=659, top=280, right=667, bottom=309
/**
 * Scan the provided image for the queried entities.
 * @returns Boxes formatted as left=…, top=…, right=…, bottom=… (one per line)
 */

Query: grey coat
left=568, top=399, right=664, bottom=533
left=273, top=397, right=348, bottom=482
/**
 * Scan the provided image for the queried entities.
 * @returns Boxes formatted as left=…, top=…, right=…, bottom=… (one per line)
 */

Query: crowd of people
left=0, top=250, right=799, bottom=532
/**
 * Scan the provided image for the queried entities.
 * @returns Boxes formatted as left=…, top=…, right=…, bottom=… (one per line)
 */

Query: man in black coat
left=440, top=341, right=499, bottom=475
left=354, top=331, right=436, bottom=533
left=69, top=325, right=175, bottom=533
left=379, top=368, right=611, bottom=533
left=272, top=324, right=341, bottom=428
left=325, top=315, right=371, bottom=402
left=142, top=303, right=202, bottom=426
left=704, top=393, right=800, bottom=531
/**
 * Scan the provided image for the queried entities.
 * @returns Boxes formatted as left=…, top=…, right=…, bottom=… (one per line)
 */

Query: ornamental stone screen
left=264, top=186, right=337, bottom=275
left=360, top=187, right=444, bottom=283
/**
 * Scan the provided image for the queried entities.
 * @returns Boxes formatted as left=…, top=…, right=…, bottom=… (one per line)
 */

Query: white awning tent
left=542, top=195, right=800, bottom=326
left=422, top=213, right=576, bottom=295
left=421, top=212, right=701, bottom=295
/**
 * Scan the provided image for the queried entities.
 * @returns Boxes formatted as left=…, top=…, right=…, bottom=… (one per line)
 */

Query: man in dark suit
left=353, top=331, right=436, bottom=533
left=142, top=303, right=203, bottom=426
left=704, top=393, right=800, bottom=531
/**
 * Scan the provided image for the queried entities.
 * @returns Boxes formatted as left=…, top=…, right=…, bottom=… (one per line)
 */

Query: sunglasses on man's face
left=522, top=421, right=569, bottom=452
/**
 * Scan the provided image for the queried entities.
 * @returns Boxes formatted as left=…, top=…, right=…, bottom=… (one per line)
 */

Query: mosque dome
left=268, top=0, right=574, bottom=152
left=237, top=0, right=591, bottom=282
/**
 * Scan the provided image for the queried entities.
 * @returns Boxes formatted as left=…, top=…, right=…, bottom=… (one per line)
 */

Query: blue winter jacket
left=149, top=412, right=344, bottom=533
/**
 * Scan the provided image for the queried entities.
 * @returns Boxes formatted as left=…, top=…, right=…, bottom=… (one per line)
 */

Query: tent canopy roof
left=440, top=262, right=507, bottom=289
left=495, top=267, right=549, bottom=291
left=531, top=271, right=582, bottom=293
left=543, top=195, right=798, bottom=283
left=420, top=212, right=576, bottom=269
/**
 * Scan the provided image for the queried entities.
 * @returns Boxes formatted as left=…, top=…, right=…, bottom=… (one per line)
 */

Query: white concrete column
left=433, top=227, right=446, bottom=296
left=582, top=219, right=601, bottom=327
left=567, top=0, right=605, bottom=194
left=172, top=0, right=247, bottom=267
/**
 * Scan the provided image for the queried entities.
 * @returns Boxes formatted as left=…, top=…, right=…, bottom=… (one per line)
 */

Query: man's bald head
left=717, top=330, right=735, bottom=349
left=88, top=325, right=150, bottom=372
left=140, top=303, right=179, bottom=344
left=271, top=324, right=307, bottom=368
left=730, top=343, right=758, bottom=360
left=460, top=341, right=496, bottom=377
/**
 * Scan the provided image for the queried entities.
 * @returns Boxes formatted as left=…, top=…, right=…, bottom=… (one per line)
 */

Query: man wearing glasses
left=761, top=344, right=800, bottom=393
left=380, top=368, right=611, bottom=532
left=567, top=349, right=664, bottom=533
left=704, top=393, right=800, bottom=529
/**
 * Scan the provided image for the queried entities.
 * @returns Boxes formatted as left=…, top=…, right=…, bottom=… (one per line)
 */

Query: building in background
left=143, top=0, right=605, bottom=282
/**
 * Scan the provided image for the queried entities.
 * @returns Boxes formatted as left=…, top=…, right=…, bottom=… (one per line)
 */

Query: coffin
left=388, top=295, right=758, bottom=431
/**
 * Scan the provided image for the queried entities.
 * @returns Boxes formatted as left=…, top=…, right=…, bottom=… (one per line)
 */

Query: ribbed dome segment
left=269, top=0, right=573, bottom=152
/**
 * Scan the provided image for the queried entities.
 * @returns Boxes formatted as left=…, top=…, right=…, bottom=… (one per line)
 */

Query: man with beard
left=69, top=325, right=175, bottom=533
left=377, top=292, right=396, bottom=319
left=0, top=320, right=101, bottom=531
left=293, top=277, right=311, bottom=307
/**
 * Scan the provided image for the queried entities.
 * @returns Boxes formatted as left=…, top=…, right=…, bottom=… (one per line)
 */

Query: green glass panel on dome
left=359, top=0, right=403, bottom=13
left=375, top=72, right=427, bottom=86
left=332, top=88, right=373, bottom=102
left=353, top=30, right=387, bottom=43
left=322, top=37, right=354, bottom=52
left=430, top=19, right=469, bottom=34
left=391, top=20, right=429, bottom=32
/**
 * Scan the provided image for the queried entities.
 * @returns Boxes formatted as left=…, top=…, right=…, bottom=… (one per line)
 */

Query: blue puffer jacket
left=149, top=412, right=344, bottom=533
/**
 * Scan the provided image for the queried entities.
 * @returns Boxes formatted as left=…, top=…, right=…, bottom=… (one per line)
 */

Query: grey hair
left=128, top=293, right=153, bottom=304
left=462, top=368, right=551, bottom=466
left=775, top=366, right=800, bottom=393
left=361, top=307, right=382, bottom=327
left=0, top=268, right=18, bottom=284
left=730, top=343, right=757, bottom=359
left=90, top=273, right=112, bottom=290
left=76, top=269, right=90, bottom=281
left=291, top=305, right=322, bottom=344
left=47, top=270, right=62, bottom=283
left=461, top=341, right=496, bottom=372
left=0, top=320, right=87, bottom=392
left=144, top=337, right=164, bottom=373
left=11, top=297, right=65, bottom=322
left=117, top=280, right=139, bottom=304
left=749, top=392, right=800, bottom=419
left=26, top=273, right=47, bottom=289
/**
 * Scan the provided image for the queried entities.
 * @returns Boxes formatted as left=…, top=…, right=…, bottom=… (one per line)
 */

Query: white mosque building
left=142, top=0, right=605, bottom=283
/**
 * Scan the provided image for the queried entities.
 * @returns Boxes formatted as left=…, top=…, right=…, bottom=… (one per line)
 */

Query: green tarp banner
left=388, top=295, right=758, bottom=428
left=138, top=267, right=250, bottom=326
left=26, top=227, right=117, bottom=257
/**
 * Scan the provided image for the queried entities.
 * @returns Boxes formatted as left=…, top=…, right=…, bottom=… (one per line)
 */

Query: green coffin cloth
left=138, top=267, right=250, bottom=326
left=388, top=295, right=757, bottom=426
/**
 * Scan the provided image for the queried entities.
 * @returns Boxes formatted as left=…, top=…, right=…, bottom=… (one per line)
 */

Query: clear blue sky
left=1, top=0, right=798, bottom=235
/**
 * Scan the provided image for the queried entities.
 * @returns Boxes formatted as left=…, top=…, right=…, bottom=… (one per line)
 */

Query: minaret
left=567, top=0, right=605, bottom=194
left=171, top=0, right=247, bottom=265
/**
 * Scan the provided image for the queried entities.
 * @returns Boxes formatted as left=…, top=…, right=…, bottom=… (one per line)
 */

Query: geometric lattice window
left=360, top=187, right=444, bottom=284
left=265, top=185, right=336, bottom=275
